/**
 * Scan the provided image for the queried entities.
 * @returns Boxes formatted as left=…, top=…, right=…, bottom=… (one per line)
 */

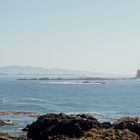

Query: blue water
left=0, top=78, right=140, bottom=135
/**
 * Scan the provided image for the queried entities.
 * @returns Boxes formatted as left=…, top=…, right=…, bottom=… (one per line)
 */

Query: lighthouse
left=136, top=70, right=140, bottom=79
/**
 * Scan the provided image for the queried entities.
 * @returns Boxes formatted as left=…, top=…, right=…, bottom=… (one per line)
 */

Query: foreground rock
left=112, top=117, right=140, bottom=137
left=27, top=113, right=140, bottom=140
left=83, top=128, right=140, bottom=140
left=0, top=133, right=27, bottom=140
left=1, top=113, right=140, bottom=140
left=0, top=133, right=12, bottom=140
left=27, top=113, right=102, bottom=140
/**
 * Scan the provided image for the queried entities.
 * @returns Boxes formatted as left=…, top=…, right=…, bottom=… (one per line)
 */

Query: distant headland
left=0, top=66, right=132, bottom=78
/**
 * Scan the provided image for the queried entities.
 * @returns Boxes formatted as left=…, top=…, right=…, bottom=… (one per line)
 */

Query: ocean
left=0, top=77, right=140, bottom=135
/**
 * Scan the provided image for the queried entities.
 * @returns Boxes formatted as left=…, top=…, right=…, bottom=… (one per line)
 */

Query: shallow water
left=0, top=77, right=140, bottom=135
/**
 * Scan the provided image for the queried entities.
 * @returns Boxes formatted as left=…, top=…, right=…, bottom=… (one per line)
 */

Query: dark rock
left=0, top=133, right=27, bottom=140
left=114, top=117, right=140, bottom=125
left=101, top=122, right=112, bottom=129
left=27, top=113, right=102, bottom=140
left=14, top=135, right=27, bottom=140
left=26, top=114, right=140, bottom=140
left=22, top=125, right=30, bottom=131
left=113, top=117, right=140, bottom=137
left=0, top=120, right=15, bottom=126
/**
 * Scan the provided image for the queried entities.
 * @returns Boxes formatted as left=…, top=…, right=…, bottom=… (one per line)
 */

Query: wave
left=64, top=112, right=127, bottom=122
left=0, top=97, right=48, bottom=104
left=39, top=81, right=105, bottom=85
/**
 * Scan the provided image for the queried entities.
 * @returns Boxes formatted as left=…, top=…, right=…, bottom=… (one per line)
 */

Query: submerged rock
left=0, top=112, right=38, bottom=118
left=0, top=120, right=16, bottom=126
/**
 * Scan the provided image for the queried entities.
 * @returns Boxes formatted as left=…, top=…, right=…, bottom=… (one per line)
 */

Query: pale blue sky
left=0, top=0, right=140, bottom=74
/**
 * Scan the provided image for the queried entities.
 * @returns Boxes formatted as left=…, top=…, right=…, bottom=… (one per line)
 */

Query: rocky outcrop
left=82, top=128, right=140, bottom=140
left=1, top=114, right=140, bottom=140
left=0, top=133, right=12, bottom=140
left=0, top=120, right=16, bottom=126
left=26, top=114, right=140, bottom=140
left=27, top=113, right=102, bottom=140
left=113, top=117, right=140, bottom=137
left=0, top=133, right=27, bottom=140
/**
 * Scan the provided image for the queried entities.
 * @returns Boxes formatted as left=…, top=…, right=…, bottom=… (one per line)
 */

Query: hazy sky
left=0, top=0, right=140, bottom=74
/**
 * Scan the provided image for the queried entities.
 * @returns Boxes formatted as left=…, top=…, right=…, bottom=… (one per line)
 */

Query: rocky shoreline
left=1, top=113, right=140, bottom=140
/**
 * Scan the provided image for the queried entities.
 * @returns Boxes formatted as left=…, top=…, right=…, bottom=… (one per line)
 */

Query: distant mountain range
left=0, top=66, right=132, bottom=78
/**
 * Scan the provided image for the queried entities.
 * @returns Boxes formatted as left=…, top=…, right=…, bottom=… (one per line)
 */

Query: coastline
left=1, top=112, right=140, bottom=140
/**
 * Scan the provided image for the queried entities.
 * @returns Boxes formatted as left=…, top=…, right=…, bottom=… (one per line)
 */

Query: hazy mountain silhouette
left=0, top=66, right=130, bottom=77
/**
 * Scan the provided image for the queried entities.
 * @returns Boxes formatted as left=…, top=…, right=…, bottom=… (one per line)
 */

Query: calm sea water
left=0, top=77, right=140, bottom=135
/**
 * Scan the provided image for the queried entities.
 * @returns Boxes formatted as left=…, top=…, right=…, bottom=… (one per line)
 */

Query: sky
left=0, top=0, right=140, bottom=75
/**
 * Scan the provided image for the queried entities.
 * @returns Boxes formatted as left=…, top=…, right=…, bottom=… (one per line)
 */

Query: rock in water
left=113, top=117, right=140, bottom=137
left=27, top=114, right=140, bottom=140
left=0, top=133, right=12, bottom=140
left=27, top=113, right=102, bottom=140
left=0, top=120, right=16, bottom=126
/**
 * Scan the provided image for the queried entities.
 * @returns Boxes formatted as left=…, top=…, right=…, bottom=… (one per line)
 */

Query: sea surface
left=0, top=77, right=140, bottom=135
